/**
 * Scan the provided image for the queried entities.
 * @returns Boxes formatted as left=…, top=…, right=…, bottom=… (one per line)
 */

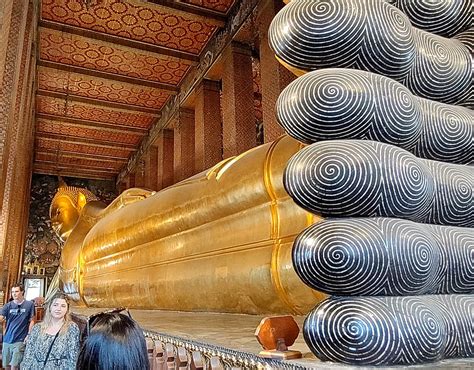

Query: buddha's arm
left=98, top=188, right=155, bottom=219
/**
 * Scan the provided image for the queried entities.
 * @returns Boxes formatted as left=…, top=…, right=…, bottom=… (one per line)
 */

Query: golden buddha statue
left=50, top=135, right=325, bottom=315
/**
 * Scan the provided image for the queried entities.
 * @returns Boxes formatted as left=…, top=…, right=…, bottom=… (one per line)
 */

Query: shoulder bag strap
left=43, top=328, right=61, bottom=366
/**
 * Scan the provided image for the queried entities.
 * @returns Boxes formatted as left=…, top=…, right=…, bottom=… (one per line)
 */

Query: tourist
left=76, top=312, right=149, bottom=370
left=21, top=292, right=80, bottom=369
left=0, top=283, right=35, bottom=370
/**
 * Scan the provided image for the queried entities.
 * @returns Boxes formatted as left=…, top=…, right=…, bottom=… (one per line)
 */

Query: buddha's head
left=50, top=178, right=98, bottom=242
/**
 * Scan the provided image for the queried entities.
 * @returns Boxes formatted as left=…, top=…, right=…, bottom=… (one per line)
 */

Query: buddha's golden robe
left=51, top=136, right=325, bottom=314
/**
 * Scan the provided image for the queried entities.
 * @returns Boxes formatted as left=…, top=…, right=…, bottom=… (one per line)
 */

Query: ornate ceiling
left=34, top=0, right=237, bottom=180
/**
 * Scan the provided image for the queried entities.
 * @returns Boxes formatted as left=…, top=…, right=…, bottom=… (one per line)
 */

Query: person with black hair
left=76, top=312, right=149, bottom=370
left=0, top=283, right=35, bottom=370
left=21, top=292, right=80, bottom=369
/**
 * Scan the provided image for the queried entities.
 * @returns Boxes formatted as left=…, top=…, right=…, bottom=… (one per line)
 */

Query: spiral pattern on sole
left=276, top=68, right=473, bottom=163
left=403, top=30, right=472, bottom=104
left=432, top=225, right=474, bottom=294
left=292, top=218, right=473, bottom=295
left=269, top=0, right=473, bottom=104
left=414, top=99, right=473, bottom=164
left=304, top=295, right=473, bottom=365
left=422, top=161, right=474, bottom=227
left=387, top=0, right=472, bottom=37
left=284, top=140, right=473, bottom=226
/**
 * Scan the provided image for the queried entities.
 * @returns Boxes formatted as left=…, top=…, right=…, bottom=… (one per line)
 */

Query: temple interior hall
left=1, top=0, right=289, bottom=299
left=0, top=0, right=472, bottom=369
left=0, top=0, right=306, bottom=367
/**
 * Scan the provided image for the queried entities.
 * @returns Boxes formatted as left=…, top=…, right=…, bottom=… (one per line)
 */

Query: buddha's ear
left=77, top=192, right=87, bottom=212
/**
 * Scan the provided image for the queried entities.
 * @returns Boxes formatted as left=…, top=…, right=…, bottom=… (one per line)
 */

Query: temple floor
left=72, top=307, right=474, bottom=369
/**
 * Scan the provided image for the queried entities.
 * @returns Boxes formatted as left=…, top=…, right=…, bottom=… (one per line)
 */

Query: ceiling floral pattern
left=41, top=0, right=218, bottom=54
left=36, top=95, right=156, bottom=128
left=38, top=66, right=171, bottom=109
left=39, top=28, right=191, bottom=84
left=183, top=0, right=234, bottom=13
left=35, top=152, right=123, bottom=171
left=36, top=137, right=134, bottom=158
left=37, top=119, right=143, bottom=145
left=35, top=0, right=237, bottom=179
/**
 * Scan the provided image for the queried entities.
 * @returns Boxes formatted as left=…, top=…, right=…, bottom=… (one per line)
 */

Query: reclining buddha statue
left=49, top=135, right=326, bottom=315
left=46, top=0, right=473, bottom=366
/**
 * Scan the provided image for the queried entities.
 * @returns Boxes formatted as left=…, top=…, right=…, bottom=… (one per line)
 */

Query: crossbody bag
left=43, top=328, right=61, bottom=367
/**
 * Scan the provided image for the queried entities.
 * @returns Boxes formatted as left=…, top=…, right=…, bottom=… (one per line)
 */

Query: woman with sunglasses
left=21, top=292, right=80, bottom=369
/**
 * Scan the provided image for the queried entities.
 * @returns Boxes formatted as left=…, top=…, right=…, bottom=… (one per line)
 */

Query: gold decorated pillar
left=0, top=0, right=36, bottom=299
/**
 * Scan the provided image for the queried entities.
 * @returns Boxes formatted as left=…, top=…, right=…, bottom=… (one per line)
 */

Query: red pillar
left=134, top=163, right=145, bottom=188
left=173, top=108, right=195, bottom=182
left=127, top=173, right=136, bottom=188
left=144, top=145, right=158, bottom=190
left=156, top=129, right=174, bottom=190
left=221, top=42, right=256, bottom=158
left=194, top=79, right=222, bottom=172
left=257, top=0, right=296, bottom=142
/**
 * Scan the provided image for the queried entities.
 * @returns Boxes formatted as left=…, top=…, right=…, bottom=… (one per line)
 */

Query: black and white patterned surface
left=269, top=0, right=414, bottom=78
left=293, top=218, right=474, bottom=295
left=454, top=27, right=474, bottom=110
left=269, top=0, right=472, bottom=104
left=276, top=68, right=473, bottom=163
left=432, top=224, right=474, bottom=294
left=270, top=0, right=473, bottom=366
left=387, top=0, right=472, bottom=37
left=455, top=27, right=474, bottom=53
left=414, top=99, right=473, bottom=163
left=276, top=68, right=421, bottom=146
left=403, top=30, right=472, bottom=104
left=423, top=160, right=474, bottom=227
left=284, top=140, right=474, bottom=227
left=304, top=294, right=473, bottom=365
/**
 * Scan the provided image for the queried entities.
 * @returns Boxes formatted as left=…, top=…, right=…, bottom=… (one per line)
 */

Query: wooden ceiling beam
left=35, top=159, right=118, bottom=171
left=36, top=89, right=161, bottom=116
left=35, top=132, right=137, bottom=150
left=34, top=149, right=128, bottom=163
left=34, top=163, right=117, bottom=174
left=39, top=20, right=200, bottom=63
left=33, top=166, right=116, bottom=180
left=37, top=59, right=178, bottom=93
left=36, top=113, right=148, bottom=135
left=144, top=1, right=227, bottom=25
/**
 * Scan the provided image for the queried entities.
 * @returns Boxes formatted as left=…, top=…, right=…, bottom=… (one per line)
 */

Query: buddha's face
left=50, top=195, right=80, bottom=242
